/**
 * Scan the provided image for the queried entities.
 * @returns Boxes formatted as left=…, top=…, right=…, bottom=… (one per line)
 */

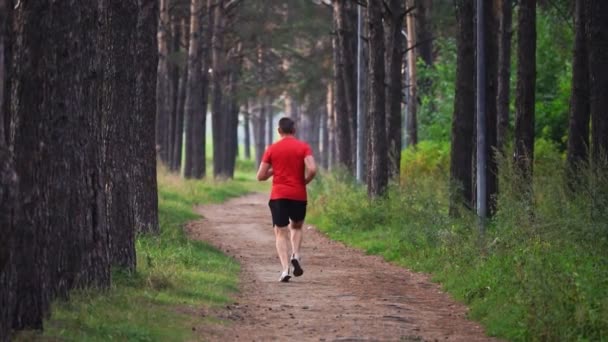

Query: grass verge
left=308, top=143, right=608, bottom=341
left=16, top=165, right=268, bottom=341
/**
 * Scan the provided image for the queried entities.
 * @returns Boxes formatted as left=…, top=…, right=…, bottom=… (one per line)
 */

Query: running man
left=256, top=117, right=317, bottom=282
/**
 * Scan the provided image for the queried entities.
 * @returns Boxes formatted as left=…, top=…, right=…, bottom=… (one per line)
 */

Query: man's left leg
left=289, top=220, right=304, bottom=277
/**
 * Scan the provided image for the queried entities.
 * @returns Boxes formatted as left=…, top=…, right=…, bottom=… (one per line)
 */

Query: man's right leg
left=274, top=226, right=291, bottom=281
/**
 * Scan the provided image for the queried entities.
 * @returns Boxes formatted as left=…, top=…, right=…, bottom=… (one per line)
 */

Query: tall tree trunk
left=10, top=0, right=112, bottom=329
left=385, top=0, right=404, bottom=180
left=221, top=43, right=242, bottom=178
left=513, top=0, right=536, bottom=183
left=566, top=0, right=590, bottom=172
left=496, top=0, right=513, bottom=152
left=406, top=0, right=418, bottom=147
left=333, top=0, right=354, bottom=172
left=0, top=146, right=16, bottom=342
left=450, top=0, right=476, bottom=215
left=167, top=21, right=179, bottom=167
left=172, top=18, right=189, bottom=172
left=132, top=0, right=160, bottom=234
left=0, top=0, right=6, bottom=147
left=483, top=0, right=501, bottom=215
left=244, top=101, right=251, bottom=160
left=184, top=0, right=209, bottom=179
left=253, top=98, right=267, bottom=166
left=267, top=99, right=274, bottom=145
left=211, top=0, right=227, bottom=178
left=327, top=81, right=336, bottom=170
left=321, top=90, right=330, bottom=169
left=416, top=0, right=433, bottom=65
left=587, top=0, right=608, bottom=162
left=156, top=0, right=170, bottom=164
left=367, top=0, right=388, bottom=198
left=100, top=0, right=139, bottom=271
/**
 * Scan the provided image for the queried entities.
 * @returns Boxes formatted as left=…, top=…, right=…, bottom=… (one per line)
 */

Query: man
left=257, top=117, right=317, bottom=282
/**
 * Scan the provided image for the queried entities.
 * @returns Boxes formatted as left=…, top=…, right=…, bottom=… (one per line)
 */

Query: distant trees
left=0, top=0, right=159, bottom=338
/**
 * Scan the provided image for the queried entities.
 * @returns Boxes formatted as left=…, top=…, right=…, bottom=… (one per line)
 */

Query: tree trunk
left=156, top=0, right=170, bottom=164
left=483, top=0, right=501, bottom=215
left=184, top=0, right=209, bottom=179
left=385, top=0, right=404, bottom=180
left=496, top=0, right=513, bottom=152
left=587, top=0, right=608, bottom=162
left=0, top=146, right=16, bottom=342
left=513, top=0, right=536, bottom=183
left=449, top=0, right=476, bottom=215
left=244, top=101, right=251, bottom=159
left=211, top=0, right=227, bottom=178
left=10, top=0, right=112, bottom=329
left=416, top=0, right=433, bottom=65
left=253, top=98, right=267, bottom=166
left=321, top=90, right=330, bottom=169
left=566, top=0, right=590, bottom=172
left=406, top=0, right=418, bottom=147
left=327, top=81, right=336, bottom=170
left=221, top=43, right=242, bottom=178
left=333, top=0, right=354, bottom=172
left=172, top=18, right=189, bottom=172
left=267, top=99, right=274, bottom=145
left=132, top=0, right=160, bottom=235
left=167, top=21, right=179, bottom=168
left=100, top=0, right=139, bottom=271
left=366, top=0, right=388, bottom=198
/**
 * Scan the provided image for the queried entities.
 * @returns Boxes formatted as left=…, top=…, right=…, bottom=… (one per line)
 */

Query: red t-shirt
left=262, top=136, right=313, bottom=201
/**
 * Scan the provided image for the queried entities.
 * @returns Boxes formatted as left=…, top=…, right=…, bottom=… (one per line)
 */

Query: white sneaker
left=279, top=270, right=291, bottom=282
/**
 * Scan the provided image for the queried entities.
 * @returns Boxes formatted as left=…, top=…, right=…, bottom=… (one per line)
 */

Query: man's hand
left=257, top=162, right=273, bottom=181
left=304, top=155, right=317, bottom=185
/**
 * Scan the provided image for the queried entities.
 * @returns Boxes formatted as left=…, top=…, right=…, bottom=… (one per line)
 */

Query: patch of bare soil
left=187, top=193, right=500, bottom=342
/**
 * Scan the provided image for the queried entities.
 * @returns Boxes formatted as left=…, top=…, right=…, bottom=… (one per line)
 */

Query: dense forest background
left=1, top=0, right=607, bottom=341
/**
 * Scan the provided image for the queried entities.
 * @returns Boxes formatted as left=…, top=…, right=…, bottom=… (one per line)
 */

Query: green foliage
left=417, top=38, right=457, bottom=142
left=18, top=169, right=264, bottom=341
left=400, top=141, right=450, bottom=182
left=533, top=10, right=574, bottom=148
left=309, top=145, right=608, bottom=341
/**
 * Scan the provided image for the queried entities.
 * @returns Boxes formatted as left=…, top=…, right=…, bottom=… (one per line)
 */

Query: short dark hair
left=278, top=117, right=295, bottom=134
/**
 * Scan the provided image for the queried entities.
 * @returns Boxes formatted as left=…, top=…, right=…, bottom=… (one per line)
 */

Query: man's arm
left=304, top=155, right=317, bottom=185
left=256, top=162, right=273, bottom=181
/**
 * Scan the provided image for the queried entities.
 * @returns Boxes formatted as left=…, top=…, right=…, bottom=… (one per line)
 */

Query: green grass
left=308, top=144, right=608, bottom=342
left=16, top=160, right=268, bottom=342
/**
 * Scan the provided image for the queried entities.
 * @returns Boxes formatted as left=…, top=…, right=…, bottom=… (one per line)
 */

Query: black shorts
left=268, top=199, right=307, bottom=228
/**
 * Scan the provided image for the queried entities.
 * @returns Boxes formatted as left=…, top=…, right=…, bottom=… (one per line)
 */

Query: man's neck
left=279, top=134, right=294, bottom=140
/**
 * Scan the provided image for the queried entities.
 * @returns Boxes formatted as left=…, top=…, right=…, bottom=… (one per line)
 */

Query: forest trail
left=188, top=193, right=499, bottom=342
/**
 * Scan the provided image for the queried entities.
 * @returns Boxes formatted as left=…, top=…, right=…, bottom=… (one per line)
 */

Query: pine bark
left=132, top=0, right=160, bottom=234
left=385, top=0, right=404, bottom=180
left=184, top=0, right=209, bottom=179
left=244, top=101, right=251, bottom=160
left=406, top=0, right=418, bottom=147
left=483, top=0, right=501, bottom=215
left=366, top=0, right=388, bottom=198
left=100, top=0, right=139, bottom=271
left=10, top=0, right=112, bottom=329
left=332, top=0, right=354, bottom=172
left=496, top=0, right=513, bottom=152
left=566, top=0, right=590, bottom=170
left=587, top=0, right=608, bottom=162
left=416, top=0, right=433, bottom=65
left=211, top=0, right=228, bottom=178
left=450, top=0, right=476, bottom=215
left=513, top=0, right=536, bottom=181
left=156, top=0, right=171, bottom=164
left=172, top=18, right=189, bottom=172
left=0, top=146, right=16, bottom=341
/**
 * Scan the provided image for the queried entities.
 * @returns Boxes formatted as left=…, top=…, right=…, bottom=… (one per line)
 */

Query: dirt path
left=187, top=193, right=499, bottom=342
